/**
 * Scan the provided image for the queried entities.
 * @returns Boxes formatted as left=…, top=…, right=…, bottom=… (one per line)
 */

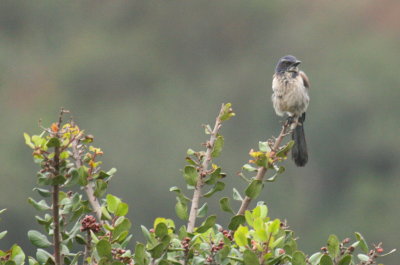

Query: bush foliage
left=0, top=104, right=394, bottom=265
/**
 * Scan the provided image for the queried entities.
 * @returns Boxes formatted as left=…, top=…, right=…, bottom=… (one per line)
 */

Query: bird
left=271, top=55, right=310, bottom=167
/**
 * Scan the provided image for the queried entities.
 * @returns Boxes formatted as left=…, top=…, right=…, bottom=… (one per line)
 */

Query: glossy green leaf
left=219, top=197, right=234, bottom=214
left=0, top=231, right=7, bottom=239
left=134, top=243, right=146, bottom=265
left=36, top=249, right=53, bottom=264
left=115, top=202, right=129, bottom=216
left=232, top=188, right=243, bottom=201
left=355, top=232, right=369, bottom=253
left=327, top=234, right=339, bottom=258
left=106, top=194, right=121, bottom=214
left=197, top=202, right=208, bottom=218
left=97, top=239, right=112, bottom=258
left=203, top=181, right=225, bottom=198
left=258, top=141, right=271, bottom=152
left=46, top=137, right=61, bottom=148
left=234, top=225, right=249, bottom=247
left=245, top=180, right=263, bottom=199
left=337, top=254, right=352, bottom=265
left=28, top=230, right=52, bottom=248
left=78, top=166, right=88, bottom=186
left=276, top=140, right=294, bottom=157
left=51, top=175, right=66, bottom=185
left=149, top=243, right=165, bottom=259
left=113, top=217, right=131, bottom=240
left=196, top=215, right=216, bottom=233
left=24, top=133, right=35, bottom=149
left=205, top=167, right=221, bottom=185
left=320, top=255, right=334, bottom=265
left=28, top=198, right=51, bottom=211
left=308, top=252, right=323, bottom=265
left=357, top=254, right=369, bottom=262
left=175, top=200, right=188, bottom=220
left=211, top=135, right=224, bottom=157
left=94, top=179, right=108, bottom=198
left=155, top=223, right=168, bottom=238
left=183, top=165, right=198, bottom=186
left=267, top=219, right=281, bottom=236
left=292, top=251, right=306, bottom=265
left=228, top=215, right=246, bottom=230
left=33, top=188, right=51, bottom=197
left=243, top=249, right=260, bottom=265
left=242, top=164, right=257, bottom=172
left=220, top=103, right=235, bottom=121
left=10, top=244, right=25, bottom=265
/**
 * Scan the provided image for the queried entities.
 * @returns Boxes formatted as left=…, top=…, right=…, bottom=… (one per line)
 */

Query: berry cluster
left=181, top=237, right=191, bottom=252
left=80, top=215, right=101, bottom=233
left=221, top=229, right=233, bottom=241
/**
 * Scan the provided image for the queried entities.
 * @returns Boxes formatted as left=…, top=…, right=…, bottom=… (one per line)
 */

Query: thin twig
left=187, top=104, right=225, bottom=233
left=71, top=135, right=103, bottom=223
left=236, top=121, right=291, bottom=216
left=83, top=230, right=92, bottom=265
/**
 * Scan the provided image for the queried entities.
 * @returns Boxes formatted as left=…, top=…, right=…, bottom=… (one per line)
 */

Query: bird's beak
left=293, top=60, right=301, bottom=66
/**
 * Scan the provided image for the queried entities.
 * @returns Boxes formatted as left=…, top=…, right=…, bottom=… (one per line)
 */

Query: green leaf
left=106, top=194, right=121, bottom=214
left=0, top=231, right=7, bottom=239
left=113, top=217, right=131, bottom=240
left=115, top=202, right=129, bottom=216
left=28, top=257, right=39, bottom=265
left=33, top=188, right=51, bottom=197
left=220, top=103, right=235, bottom=121
left=46, top=137, right=61, bottom=148
left=242, top=164, right=257, bottom=172
left=355, top=232, right=369, bottom=253
left=187, top=148, right=195, bottom=155
left=94, top=179, right=108, bottom=198
left=292, top=251, right=306, bottom=265
left=258, top=141, right=271, bottom=152
left=10, top=244, right=25, bottom=265
left=101, top=206, right=112, bottom=221
left=175, top=200, right=188, bottom=220
left=267, top=219, right=281, bottom=236
left=219, top=197, right=234, bottom=214
left=28, top=230, right=52, bottom=248
left=51, top=175, right=66, bottom=185
left=196, top=215, right=216, bottom=233
left=169, top=187, right=190, bottom=203
left=308, top=252, right=323, bottom=265
left=233, top=188, right=243, bottom=201
left=155, top=223, right=168, bottom=238
left=357, top=254, right=369, bottom=262
left=24, top=133, right=35, bottom=149
left=228, top=215, right=246, bottom=230
left=245, top=180, right=263, bottom=199
left=234, top=225, right=249, bottom=247
left=205, top=167, right=221, bottom=185
left=203, top=181, right=225, bottom=198
left=337, top=255, right=352, bottom=265
left=183, top=166, right=198, bottom=186
left=197, top=203, right=208, bottom=218
left=28, top=198, right=51, bottom=211
left=327, top=234, right=340, bottom=258
left=211, top=135, right=224, bottom=158
left=78, top=166, right=88, bottom=186
left=36, top=249, right=53, bottom=264
left=96, top=239, right=112, bottom=258
left=134, top=243, right=146, bottom=265
left=243, top=249, right=260, bottom=265
left=320, top=255, right=334, bottom=265
left=276, top=140, right=294, bottom=157
left=149, top=243, right=166, bottom=259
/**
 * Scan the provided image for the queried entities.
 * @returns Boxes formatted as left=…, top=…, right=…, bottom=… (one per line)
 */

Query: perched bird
left=271, top=55, right=310, bottom=167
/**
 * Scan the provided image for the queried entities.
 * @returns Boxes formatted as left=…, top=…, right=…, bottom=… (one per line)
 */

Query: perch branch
left=236, top=121, right=291, bottom=216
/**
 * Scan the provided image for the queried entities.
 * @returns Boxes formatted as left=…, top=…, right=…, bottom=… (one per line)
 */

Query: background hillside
left=0, top=0, right=399, bottom=263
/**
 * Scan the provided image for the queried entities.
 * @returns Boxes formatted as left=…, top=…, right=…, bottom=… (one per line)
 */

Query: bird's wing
left=299, top=71, right=310, bottom=89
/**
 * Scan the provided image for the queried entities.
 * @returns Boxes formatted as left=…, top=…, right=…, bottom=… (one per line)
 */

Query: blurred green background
left=0, top=0, right=399, bottom=262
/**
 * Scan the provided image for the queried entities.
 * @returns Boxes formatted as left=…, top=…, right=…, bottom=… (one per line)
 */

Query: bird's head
left=275, top=55, right=301, bottom=73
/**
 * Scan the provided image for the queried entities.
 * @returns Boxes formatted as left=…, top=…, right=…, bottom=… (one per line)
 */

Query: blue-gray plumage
left=272, top=55, right=310, bottom=166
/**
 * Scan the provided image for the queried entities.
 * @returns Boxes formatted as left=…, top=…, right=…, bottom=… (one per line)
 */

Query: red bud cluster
left=80, top=215, right=101, bottom=233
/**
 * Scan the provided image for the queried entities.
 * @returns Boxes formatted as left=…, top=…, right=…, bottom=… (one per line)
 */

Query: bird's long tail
left=291, top=113, right=308, bottom=167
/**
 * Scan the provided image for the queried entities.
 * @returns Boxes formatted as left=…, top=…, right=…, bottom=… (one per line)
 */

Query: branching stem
left=187, top=104, right=225, bottom=233
left=236, top=121, right=291, bottom=216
